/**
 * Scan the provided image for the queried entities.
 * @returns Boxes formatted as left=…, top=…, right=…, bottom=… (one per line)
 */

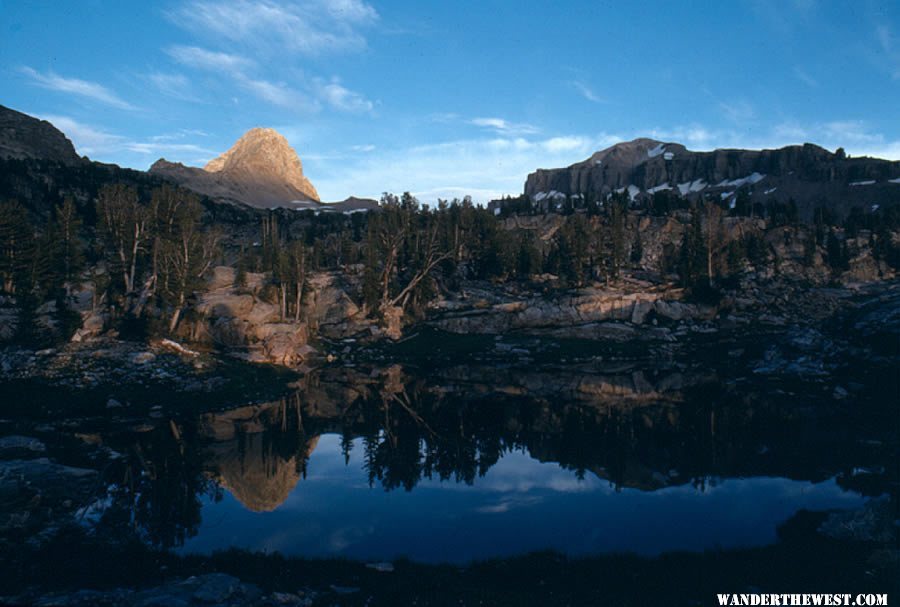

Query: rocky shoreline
left=2, top=276, right=898, bottom=404
left=1, top=255, right=898, bottom=607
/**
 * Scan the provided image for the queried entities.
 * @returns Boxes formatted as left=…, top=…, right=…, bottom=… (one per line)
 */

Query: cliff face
left=0, top=105, right=82, bottom=165
left=150, top=127, right=320, bottom=208
left=525, top=139, right=900, bottom=218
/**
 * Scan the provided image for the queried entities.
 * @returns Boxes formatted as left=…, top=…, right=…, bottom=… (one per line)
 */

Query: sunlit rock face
left=204, top=128, right=319, bottom=201
left=182, top=265, right=370, bottom=364
left=209, top=435, right=311, bottom=512
left=200, top=404, right=321, bottom=512
left=150, top=127, right=319, bottom=208
left=427, top=284, right=717, bottom=337
left=187, top=266, right=310, bottom=365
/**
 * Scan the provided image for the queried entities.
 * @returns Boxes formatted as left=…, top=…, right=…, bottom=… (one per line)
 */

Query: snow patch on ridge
left=716, top=173, right=766, bottom=188
left=677, top=179, right=707, bottom=195
left=647, top=143, right=665, bottom=158
left=533, top=190, right=568, bottom=202
left=614, top=185, right=642, bottom=200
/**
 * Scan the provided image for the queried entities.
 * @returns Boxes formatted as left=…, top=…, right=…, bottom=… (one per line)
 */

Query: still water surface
left=181, top=434, right=864, bottom=563
left=61, top=358, right=890, bottom=566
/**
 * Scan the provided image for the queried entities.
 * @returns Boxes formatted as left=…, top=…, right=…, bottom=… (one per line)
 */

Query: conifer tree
left=609, top=197, right=627, bottom=277
left=516, top=233, right=541, bottom=278
left=0, top=200, right=35, bottom=295
left=678, top=205, right=707, bottom=288
left=53, top=197, right=84, bottom=294
left=630, top=228, right=644, bottom=265
left=704, top=202, right=726, bottom=286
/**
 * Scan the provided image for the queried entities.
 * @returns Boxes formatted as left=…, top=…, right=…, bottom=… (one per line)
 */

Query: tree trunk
left=132, top=274, right=156, bottom=318
left=168, top=292, right=185, bottom=333
left=389, top=251, right=451, bottom=309
left=129, top=223, right=141, bottom=296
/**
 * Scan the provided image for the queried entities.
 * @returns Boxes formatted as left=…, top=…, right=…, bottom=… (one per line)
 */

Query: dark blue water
left=179, top=434, right=865, bottom=564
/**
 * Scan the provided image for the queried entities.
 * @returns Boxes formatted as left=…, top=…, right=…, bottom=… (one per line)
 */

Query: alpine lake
left=1, top=328, right=897, bottom=605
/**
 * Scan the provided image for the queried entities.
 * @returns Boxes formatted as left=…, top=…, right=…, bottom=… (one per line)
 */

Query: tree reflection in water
left=99, top=361, right=896, bottom=550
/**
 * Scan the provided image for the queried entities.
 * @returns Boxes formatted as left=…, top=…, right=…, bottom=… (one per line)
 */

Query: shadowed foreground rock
left=2, top=573, right=319, bottom=607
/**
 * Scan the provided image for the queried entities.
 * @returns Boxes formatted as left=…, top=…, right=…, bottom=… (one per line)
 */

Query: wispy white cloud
left=570, top=80, right=604, bottom=103
left=309, top=133, right=622, bottom=204
left=20, top=67, right=136, bottom=110
left=647, top=125, right=717, bottom=147
left=429, top=112, right=461, bottom=123
left=123, top=141, right=218, bottom=157
left=167, top=44, right=321, bottom=111
left=794, top=66, right=819, bottom=87
left=771, top=122, right=809, bottom=142
left=718, top=99, right=755, bottom=123
left=313, top=78, right=374, bottom=113
left=351, top=144, right=376, bottom=152
left=470, top=117, right=539, bottom=136
left=39, top=115, right=216, bottom=164
left=163, top=2, right=379, bottom=113
left=149, top=129, right=211, bottom=143
left=40, top=115, right=124, bottom=154
left=238, top=75, right=320, bottom=111
left=782, top=120, right=900, bottom=157
left=821, top=120, right=883, bottom=144
left=476, top=495, right=544, bottom=514
left=166, top=44, right=369, bottom=113
left=166, top=45, right=255, bottom=73
left=147, top=72, right=204, bottom=102
left=748, top=0, right=811, bottom=34
left=309, top=116, right=900, bottom=204
left=542, top=136, right=591, bottom=153
left=770, top=120, right=885, bottom=148
left=169, top=0, right=378, bottom=56
left=876, top=25, right=900, bottom=79
left=651, top=119, right=900, bottom=160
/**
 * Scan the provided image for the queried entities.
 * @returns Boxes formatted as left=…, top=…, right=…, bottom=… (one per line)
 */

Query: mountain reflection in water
left=99, top=362, right=893, bottom=564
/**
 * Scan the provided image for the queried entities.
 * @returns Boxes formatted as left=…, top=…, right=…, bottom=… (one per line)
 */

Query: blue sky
left=2, top=0, right=899, bottom=203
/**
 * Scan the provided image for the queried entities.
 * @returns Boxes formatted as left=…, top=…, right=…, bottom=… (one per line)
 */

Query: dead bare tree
left=389, top=220, right=452, bottom=309
left=96, top=184, right=149, bottom=307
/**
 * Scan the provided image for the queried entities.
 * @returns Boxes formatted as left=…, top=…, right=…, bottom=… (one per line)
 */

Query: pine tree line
left=2, top=181, right=899, bottom=344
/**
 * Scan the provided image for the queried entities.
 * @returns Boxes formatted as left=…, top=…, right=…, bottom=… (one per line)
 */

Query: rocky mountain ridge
left=0, top=105, right=375, bottom=211
left=525, top=138, right=900, bottom=219
left=0, top=104, right=82, bottom=165
left=150, top=127, right=321, bottom=208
